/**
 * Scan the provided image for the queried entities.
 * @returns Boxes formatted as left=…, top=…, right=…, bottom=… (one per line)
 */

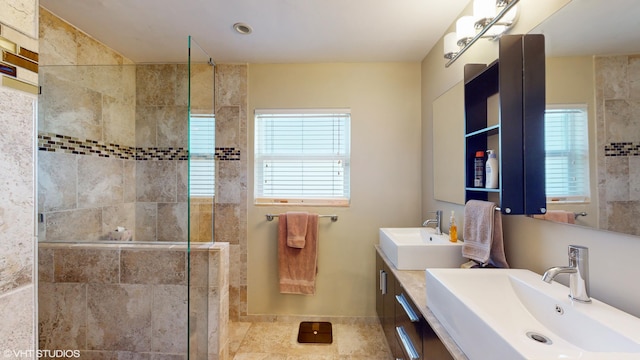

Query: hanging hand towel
left=462, top=200, right=509, bottom=268
left=533, top=210, right=575, bottom=224
left=278, top=213, right=319, bottom=294
left=286, top=211, right=309, bottom=248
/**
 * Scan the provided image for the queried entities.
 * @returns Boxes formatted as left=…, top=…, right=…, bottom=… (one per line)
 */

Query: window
left=544, top=105, right=590, bottom=202
left=254, top=109, right=351, bottom=205
left=189, top=114, right=215, bottom=197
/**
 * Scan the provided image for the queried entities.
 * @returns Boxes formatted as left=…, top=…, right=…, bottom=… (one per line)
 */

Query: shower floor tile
left=230, top=321, right=391, bottom=360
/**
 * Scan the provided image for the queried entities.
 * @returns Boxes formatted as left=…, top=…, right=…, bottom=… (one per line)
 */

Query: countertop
left=375, top=245, right=469, bottom=360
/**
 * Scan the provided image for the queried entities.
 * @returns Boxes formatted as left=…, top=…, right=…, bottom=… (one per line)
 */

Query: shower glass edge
left=187, top=35, right=216, bottom=359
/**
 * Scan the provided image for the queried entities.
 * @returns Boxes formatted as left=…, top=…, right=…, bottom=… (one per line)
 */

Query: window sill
left=255, top=198, right=350, bottom=207
left=547, top=197, right=590, bottom=204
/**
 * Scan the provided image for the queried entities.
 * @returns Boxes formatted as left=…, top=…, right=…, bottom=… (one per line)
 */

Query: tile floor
left=229, top=321, right=392, bottom=359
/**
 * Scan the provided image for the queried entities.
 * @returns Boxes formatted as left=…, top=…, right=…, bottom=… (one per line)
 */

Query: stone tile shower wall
left=0, top=0, right=39, bottom=353
left=134, top=63, right=191, bottom=242
left=214, top=64, right=248, bottom=320
left=38, top=242, right=229, bottom=359
left=37, top=63, right=196, bottom=241
left=596, top=54, right=640, bottom=235
left=37, top=63, right=138, bottom=241
left=38, top=9, right=216, bottom=242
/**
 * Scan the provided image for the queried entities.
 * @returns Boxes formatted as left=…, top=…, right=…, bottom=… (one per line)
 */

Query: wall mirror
left=433, top=81, right=465, bottom=205
left=528, top=0, right=640, bottom=236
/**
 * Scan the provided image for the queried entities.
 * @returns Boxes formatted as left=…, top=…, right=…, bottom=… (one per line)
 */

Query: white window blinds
left=189, top=114, right=215, bottom=197
left=544, top=105, right=590, bottom=202
left=254, top=109, right=351, bottom=205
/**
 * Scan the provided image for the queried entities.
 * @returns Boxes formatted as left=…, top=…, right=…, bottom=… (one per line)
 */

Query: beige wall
left=247, top=63, right=422, bottom=317
left=423, top=0, right=640, bottom=318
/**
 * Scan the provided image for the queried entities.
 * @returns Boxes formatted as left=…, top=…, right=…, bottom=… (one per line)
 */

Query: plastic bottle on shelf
left=485, top=149, right=499, bottom=189
left=474, top=151, right=485, bottom=187
left=449, top=210, right=457, bottom=243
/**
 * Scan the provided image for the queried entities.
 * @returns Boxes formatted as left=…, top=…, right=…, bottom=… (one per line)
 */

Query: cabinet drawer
left=395, top=289, right=423, bottom=359
left=396, top=325, right=420, bottom=360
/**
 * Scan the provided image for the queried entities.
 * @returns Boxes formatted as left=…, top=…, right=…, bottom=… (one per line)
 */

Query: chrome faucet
left=422, top=210, right=442, bottom=235
left=542, top=245, right=591, bottom=303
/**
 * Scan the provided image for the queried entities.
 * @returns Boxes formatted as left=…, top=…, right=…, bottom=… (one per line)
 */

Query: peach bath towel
left=286, top=211, right=309, bottom=248
left=278, top=213, right=319, bottom=294
left=462, top=200, right=509, bottom=268
left=533, top=210, right=575, bottom=224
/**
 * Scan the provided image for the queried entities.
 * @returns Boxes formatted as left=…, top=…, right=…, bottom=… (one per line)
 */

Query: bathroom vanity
left=375, top=246, right=466, bottom=360
left=378, top=243, right=640, bottom=359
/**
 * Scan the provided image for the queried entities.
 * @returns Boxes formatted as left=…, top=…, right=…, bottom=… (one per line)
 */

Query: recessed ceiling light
left=233, top=23, right=253, bottom=35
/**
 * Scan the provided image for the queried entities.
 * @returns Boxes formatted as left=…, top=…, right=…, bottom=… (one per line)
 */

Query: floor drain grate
left=526, top=331, right=553, bottom=345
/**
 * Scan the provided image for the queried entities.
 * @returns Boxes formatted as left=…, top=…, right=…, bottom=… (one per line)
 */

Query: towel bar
left=574, top=212, right=587, bottom=219
left=266, top=214, right=338, bottom=222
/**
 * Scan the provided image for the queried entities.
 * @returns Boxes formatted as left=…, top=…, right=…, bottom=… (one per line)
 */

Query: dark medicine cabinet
left=464, top=34, right=546, bottom=215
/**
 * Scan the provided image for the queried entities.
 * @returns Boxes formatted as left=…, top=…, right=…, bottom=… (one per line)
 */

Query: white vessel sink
left=425, top=268, right=640, bottom=360
left=379, top=227, right=465, bottom=270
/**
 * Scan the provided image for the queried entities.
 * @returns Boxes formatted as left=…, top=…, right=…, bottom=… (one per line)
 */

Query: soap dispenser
left=449, top=211, right=457, bottom=243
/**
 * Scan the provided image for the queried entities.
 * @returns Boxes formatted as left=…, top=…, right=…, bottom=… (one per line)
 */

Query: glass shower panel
left=187, top=36, right=216, bottom=360
left=188, top=36, right=216, bottom=244
left=38, top=62, right=194, bottom=357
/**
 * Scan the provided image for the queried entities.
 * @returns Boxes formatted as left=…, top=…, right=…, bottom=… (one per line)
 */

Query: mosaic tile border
left=216, top=147, right=241, bottom=161
left=38, top=132, right=241, bottom=161
left=605, top=142, right=640, bottom=157
left=39, top=133, right=134, bottom=159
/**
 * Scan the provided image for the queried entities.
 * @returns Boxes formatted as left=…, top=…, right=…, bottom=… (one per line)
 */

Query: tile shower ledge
left=38, top=241, right=228, bottom=251
left=375, top=245, right=468, bottom=360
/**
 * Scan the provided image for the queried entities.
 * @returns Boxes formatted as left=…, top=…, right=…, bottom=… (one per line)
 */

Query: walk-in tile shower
left=36, top=8, right=228, bottom=358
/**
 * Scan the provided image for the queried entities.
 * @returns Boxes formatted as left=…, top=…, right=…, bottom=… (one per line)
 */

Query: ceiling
left=39, top=0, right=470, bottom=64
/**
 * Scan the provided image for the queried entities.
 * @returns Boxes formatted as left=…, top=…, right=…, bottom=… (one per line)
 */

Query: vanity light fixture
left=444, top=32, right=459, bottom=60
left=474, top=0, right=497, bottom=29
left=444, top=0, right=520, bottom=67
left=456, top=16, right=477, bottom=47
left=233, top=22, right=253, bottom=35
left=483, top=5, right=517, bottom=37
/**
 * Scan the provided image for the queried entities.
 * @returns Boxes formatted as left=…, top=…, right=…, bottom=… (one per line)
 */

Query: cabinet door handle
left=380, top=270, right=387, bottom=295
left=395, top=294, right=419, bottom=322
left=396, top=326, right=420, bottom=360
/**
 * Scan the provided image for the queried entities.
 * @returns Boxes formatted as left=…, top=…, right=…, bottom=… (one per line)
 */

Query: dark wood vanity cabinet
left=377, top=252, right=404, bottom=358
left=464, top=34, right=546, bottom=215
left=376, top=251, right=453, bottom=360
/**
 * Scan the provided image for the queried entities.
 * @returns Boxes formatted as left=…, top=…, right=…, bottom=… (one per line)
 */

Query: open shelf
left=463, top=34, right=546, bottom=215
